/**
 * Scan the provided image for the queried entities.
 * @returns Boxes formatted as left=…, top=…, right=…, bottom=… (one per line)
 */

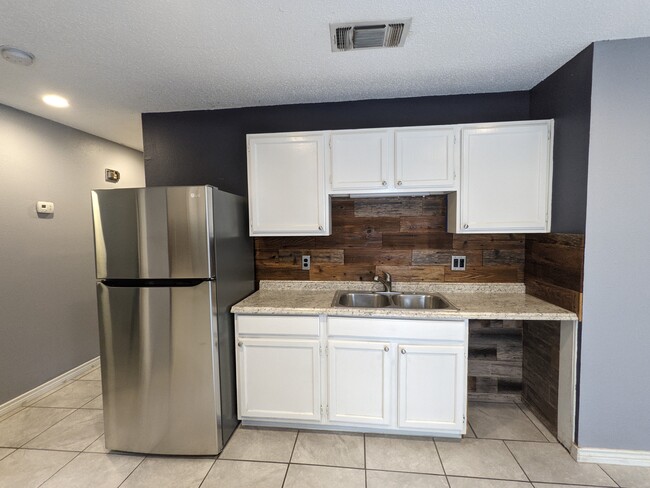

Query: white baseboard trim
left=0, top=356, right=100, bottom=418
left=572, top=444, right=650, bottom=467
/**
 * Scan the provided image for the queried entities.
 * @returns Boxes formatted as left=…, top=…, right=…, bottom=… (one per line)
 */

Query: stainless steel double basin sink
left=332, top=290, right=457, bottom=310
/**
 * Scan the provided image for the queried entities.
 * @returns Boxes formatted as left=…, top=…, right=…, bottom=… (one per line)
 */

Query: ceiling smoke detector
left=330, top=19, right=411, bottom=52
left=1, top=46, right=35, bottom=66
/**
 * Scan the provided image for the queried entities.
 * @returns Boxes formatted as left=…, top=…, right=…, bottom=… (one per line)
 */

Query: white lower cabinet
left=236, top=315, right=321, bottom=422
left=327, top=340, right=392, bottom=425
left=235, top=314, right=468, bottom=437
left=398, top=344, right=466, bottom=432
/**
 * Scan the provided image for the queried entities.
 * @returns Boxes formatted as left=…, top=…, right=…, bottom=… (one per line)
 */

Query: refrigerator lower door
left=96, top=281, right=222, bottom=455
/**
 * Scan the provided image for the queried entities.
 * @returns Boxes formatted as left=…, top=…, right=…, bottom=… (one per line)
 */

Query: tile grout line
left=34, top=449, right=83, bottom=488
left=432, top=437, right=451, bottom=488
left=514, top=401, right=554, bottom=442
left=363, top=433, right=367, bottom=488
left=281, top=428, right=300, bottom=488
left=595, top=463, right=622, bottom=488
left=16, top=407, right=79, bottom=449
left=196, top=455, right=218, bottom=488
left=115, top=454, right=147, bottom=488
left=502, top=439, right=533, bottom=484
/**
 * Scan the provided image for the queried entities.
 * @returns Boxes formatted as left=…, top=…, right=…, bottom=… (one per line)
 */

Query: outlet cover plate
left=451, top=255, right=466, bottom=271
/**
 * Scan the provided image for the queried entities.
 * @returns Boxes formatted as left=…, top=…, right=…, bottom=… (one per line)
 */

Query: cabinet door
left=398, top=344, right=466, bottom=433
left=395, top=127, right=456, bottom=190
left=330, top=129, right=392, bottom=192
left=237, top=338, right=321, bottom=421
left=456, top=121, right=552, bottom=233
left=247, top=134, right=329, bottom=236
left=327, top=340, right=392, bottom=425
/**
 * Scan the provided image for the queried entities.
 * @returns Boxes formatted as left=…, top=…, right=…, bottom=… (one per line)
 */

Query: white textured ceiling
left=2, top=1, right=650, bottom=151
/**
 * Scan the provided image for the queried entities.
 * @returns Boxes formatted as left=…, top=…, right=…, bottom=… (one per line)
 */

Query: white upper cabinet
left=329, top=129, right=392, bottom=192
left=394, top=127, right=457, bottom=191
left=448, top=120, right=553, bottom=233
left=328, top=127, right=456, bottom=194
left=247, top=133, right=330, bottom=236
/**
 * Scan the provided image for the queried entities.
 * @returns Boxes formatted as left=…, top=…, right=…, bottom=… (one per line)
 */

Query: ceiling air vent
left=330, top=19, right=411, bottom=52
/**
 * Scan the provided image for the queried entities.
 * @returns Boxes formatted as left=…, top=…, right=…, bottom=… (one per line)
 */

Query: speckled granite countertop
left=231, top=281, right=578, bottom=321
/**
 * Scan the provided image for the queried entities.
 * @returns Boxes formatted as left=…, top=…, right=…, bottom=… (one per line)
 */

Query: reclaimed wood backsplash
left=524, top=233, right=584, bottom=319
left=522, top=320, right=560, bottom=435
left=468, top=319, right=523, bottom=402
left=255, top=196, right=525, bottom=282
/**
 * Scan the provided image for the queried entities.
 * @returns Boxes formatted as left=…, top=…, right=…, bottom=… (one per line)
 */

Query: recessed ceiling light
left=42, top=94, right=70, bottom=108
left=0, top=46, right=35, bottom=66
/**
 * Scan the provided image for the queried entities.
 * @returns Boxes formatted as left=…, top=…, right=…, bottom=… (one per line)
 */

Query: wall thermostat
left=36, top=201, right=54, bottom=214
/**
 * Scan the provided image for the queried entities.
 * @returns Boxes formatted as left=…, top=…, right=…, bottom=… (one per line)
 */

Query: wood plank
left=382, top=232, right=454, bottom=249
left=525, top=261, right=582, bottom=294
left=525, top=233, right=585, bottom=249
left=413, top=249, right=482, bottom=266
left=443, top=266, right=521, bottom=283
left=453, top=233, right=525, bottom=250
left=330, top=198, right=356, bottom=221
left=309, top=264, right=376, bottom=281
left=255, top=267, right=309, bottom=281
left=312, top=249, right=345, bottom=264
left=399, top=216, right=447, bottom=232
left=483, top=249, right=525, bottom=266
left=354, top=197, right=423, bottom=217
left=375, top=265, right=444, bottom=282
left=524, top=278, right=582, bottom=318
left=333, top=217, right=401, bottom=233
left=254, top=236, right=315, bottom=251
left=344, top=249, right=412, bottom=265
left=421, top=195, right=447, bottom=216
left=311, top=231, right=383, bottom=249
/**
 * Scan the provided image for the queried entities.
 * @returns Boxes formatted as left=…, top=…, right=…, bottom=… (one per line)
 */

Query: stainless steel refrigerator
left=91, top=185, right=254, bottom=455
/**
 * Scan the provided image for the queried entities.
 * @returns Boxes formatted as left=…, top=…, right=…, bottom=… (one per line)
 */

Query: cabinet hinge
left=325, top=346, right=329, bottom=355
left=454, top=134, right=457, bottom=144
left=320, top=405, right=323, bottom=416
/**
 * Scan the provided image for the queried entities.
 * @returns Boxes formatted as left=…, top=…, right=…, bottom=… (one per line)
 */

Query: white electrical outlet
left=451, top=255, right=466, bottom=271
left=301, top=255, right=311, bottom=271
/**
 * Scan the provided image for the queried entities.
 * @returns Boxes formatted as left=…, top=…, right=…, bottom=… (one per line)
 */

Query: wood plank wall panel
left=524, top=233, right=585, bottom=318
left=468, top=320, right=524, bottom=402
left=522, top=320, right=561, bottom=436
left=522, top=233, right=583, bottom=436
left=254, top=196, right=525, bottom=282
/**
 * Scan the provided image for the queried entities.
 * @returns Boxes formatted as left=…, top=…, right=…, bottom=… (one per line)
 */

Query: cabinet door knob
left=401, top=348, right=407, bottom=355
left=382, top=181, right=387, bottom=186
left=463, top=224, right=469, bottom=229
left=318, top=225, right=323, bottom=231
left=237, top=341, right=243, bottom=347
left=384, top=345, right=389, bottom=352
left=397, top=180, right=402, bottom=186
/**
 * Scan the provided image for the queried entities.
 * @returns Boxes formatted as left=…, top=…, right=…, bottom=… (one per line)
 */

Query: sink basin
left=337, top=292, right=391, bottom=308
left=333, top=291, right=457, bottom=310
left=391, top=293, right=453, bottom=309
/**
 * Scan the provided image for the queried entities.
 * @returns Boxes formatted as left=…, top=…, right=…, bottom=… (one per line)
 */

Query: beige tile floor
left=0, top=369, right=649, bottom=487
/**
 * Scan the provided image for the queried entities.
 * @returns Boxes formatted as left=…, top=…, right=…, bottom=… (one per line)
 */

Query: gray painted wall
left=579, top=38, right=650, bottom=450
left=0, top=104, right=144, bottom=404
left=530, top=45, right=593, bottom=233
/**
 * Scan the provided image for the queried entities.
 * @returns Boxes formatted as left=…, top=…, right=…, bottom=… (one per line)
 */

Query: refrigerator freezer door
left=96, top=281, right=222, bottom=455
left=92, top=186, right=215, bottom=279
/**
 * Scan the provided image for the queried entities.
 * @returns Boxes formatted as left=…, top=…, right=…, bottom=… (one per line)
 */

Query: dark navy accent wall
left=530, top=45, right=594, bottom=233
left=142, top=92, right=530, bottom=195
